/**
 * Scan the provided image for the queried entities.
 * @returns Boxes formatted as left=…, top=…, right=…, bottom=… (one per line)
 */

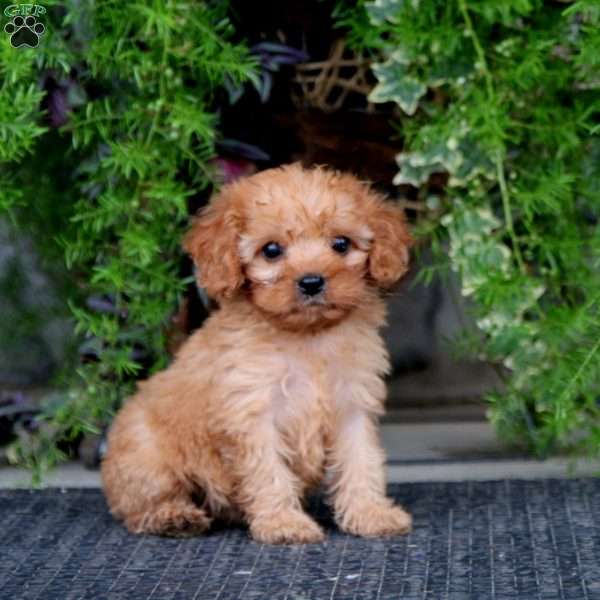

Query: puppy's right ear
left=183, top=185, right=244, bottom=300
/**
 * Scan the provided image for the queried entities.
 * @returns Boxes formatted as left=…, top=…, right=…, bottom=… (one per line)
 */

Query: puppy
left=101, top=164, right=413, bottom=544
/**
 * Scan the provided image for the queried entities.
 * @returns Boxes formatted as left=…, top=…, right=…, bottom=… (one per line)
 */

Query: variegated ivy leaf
left=369, top=59, right=426, bottom=115
left=427, top=55, right=474, bottom=87
left=449, top=140, right=495, bottom=186
left=441, top=201, right=514, bottom=296
left=441, top=202, right=501, bottom=237
left=450, top=242, right=513, bottom=296
left=393, top=141, right=462, bottom=186
left=366, top=0, right=420, bottom=25
left=393, top=157, right=443, bottom=186
left=393, top=137, right=494, bottom=186
left=477, top=282, right=545, bottom=339
left=443, top=201, right=547, bottom=369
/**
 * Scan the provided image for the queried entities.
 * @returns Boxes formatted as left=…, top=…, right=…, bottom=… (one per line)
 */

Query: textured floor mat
left=1, top=479, right=600, bottom=599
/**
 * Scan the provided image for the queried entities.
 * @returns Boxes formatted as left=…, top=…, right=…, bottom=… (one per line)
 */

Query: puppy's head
left=184, top=164, right=412, bottom=330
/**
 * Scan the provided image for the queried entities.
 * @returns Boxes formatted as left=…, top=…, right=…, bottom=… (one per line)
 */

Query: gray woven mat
left=1, top=479, right=600, bottom=599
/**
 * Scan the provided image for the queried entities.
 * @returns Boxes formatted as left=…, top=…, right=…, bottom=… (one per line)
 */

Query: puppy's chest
left=272, top=349, right=332, bottom=430
left=271, top=335, right=368, bottom=428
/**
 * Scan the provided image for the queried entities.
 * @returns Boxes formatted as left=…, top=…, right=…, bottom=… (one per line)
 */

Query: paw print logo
left=4, top=15, right=45, bottom=48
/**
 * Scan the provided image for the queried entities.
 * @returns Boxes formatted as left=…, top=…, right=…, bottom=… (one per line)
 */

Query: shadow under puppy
left=101, top=164, right=413, bottom=544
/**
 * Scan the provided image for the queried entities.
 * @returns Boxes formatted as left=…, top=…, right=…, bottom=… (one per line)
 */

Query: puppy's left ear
left=183, top=185, right=244, bottom=300
left=365, top=192, right=413, bottom=288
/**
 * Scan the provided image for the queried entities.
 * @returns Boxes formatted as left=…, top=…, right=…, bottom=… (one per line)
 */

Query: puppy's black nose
left=298, top=274, right=325, bottom=296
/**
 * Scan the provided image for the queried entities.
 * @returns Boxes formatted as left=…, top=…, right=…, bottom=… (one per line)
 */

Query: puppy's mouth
left=294, top=294, right=347, bottom=321
left=299, top=294, right=327, bottom=307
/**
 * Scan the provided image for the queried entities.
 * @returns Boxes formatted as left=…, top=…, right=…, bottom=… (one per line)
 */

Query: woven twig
left=294, top=39, right=374, bottom=113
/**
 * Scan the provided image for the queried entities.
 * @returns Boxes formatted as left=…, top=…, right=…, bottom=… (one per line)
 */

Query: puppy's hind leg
left=101, top=408, right=212, bottom=537
left=103, top=451, right=213, bottom=537
left=125, top=495, right=212, bottom=538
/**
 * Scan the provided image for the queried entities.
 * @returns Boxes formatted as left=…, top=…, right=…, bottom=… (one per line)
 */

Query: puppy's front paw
left=338, top=502, right=412, bottom=537
left=250, top=509, right=325, bottom=545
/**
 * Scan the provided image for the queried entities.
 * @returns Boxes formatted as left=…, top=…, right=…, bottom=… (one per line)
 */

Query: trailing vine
left=0, top=1, right=255, bottom=480
left=335, top=0, right=600, bottom=457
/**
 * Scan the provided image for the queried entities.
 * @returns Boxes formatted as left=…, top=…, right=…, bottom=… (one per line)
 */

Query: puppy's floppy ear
left=365, top=191, right=413, bottom=288
left=183, top=185, right=244, bottom=300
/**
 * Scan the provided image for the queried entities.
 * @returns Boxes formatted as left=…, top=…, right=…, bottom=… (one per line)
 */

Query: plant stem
left=145, top=33, right=169, bottom=148
left=495, top=149, right=526, bottom=273
left=458, top=0, right=526, bottom=275
left=457, top=0, right=493, bottom=98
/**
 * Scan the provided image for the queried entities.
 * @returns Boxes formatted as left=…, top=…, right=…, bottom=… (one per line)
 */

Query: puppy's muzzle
left=297, top=274, right=325, bottom=297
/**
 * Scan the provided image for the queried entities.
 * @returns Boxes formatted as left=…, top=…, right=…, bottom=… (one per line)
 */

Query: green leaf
left=369, top=58, right=427, bottom=115
left=366, top=0, right=413, bottom=26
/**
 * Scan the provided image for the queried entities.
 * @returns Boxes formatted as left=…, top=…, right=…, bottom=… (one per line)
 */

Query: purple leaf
left=48, top=88, right=69, bottom=127
left=251, top=42, right=309, bottom=63
left=212, top=158, right=257, bottom=184
left=258, top=72, right=273, bottom=103
left=223, top=74, right=244, bottom=105
left=267, top=54, right=310, bottom=67
left=217, top=139, right=271, bottom=161
left=86, top=294, right=119, bottom=314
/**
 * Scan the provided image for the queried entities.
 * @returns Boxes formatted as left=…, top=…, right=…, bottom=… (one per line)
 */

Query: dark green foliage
left=0, top=1, right=255, bottom=478
left=336, top=0, right=600, bottom=456
left=3, top=0, right=600, bottom=476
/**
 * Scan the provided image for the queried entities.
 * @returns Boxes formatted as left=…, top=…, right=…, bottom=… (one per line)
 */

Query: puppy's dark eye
left=331, top=236, right=351, bottom=254
left=262, top=241, right=284, bottom=260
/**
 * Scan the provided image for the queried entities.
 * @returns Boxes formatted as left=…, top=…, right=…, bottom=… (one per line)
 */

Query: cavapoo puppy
left=101, top=163, right=413, bottom=544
